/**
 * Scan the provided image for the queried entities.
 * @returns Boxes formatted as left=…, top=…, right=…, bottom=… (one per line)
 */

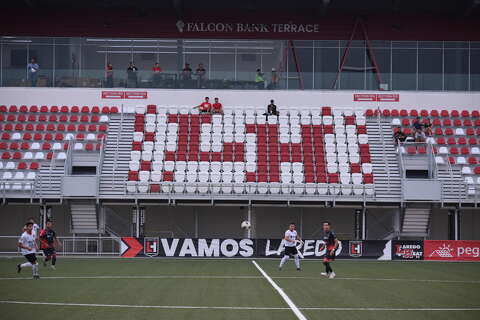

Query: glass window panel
left=29, top=43, right=54, bottom=87
left=210, top=47, right=235, bottom=84
left=366, top=48, right=391, bottom=90
left=287, top=47, right=313, bottom=89
left=338, top=47, right=364, bottom=89
left=418, top=49, right=442, bottom=90
left=392, top=48, right=416, bottom=90
left=392, top=41, right=417, bottom=48
left=313, top=48, right=338, bottom=89
left=471, top=50, right=480, bottom=91
left=3, top=41, right=28, bottom=86
left=55, top=41, right=81, bottom=87
left=444, top=49, right=468, bottom=91
left=314, top=40, right=339, bottom=48
left=444, top=41, right=469, bottom=49
left=419, top=41, right=443, bottom=49
left=82, top=41, right=108, bottom=88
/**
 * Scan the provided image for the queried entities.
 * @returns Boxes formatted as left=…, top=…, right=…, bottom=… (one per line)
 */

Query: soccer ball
left=241, top=220, right=251, bottom=230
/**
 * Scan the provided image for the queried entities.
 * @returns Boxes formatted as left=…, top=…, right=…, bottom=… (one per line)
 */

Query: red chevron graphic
left=121, top=237, right=143, bottom=257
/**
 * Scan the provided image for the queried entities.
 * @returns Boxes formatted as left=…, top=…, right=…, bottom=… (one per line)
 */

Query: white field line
left=252, top=260, right=308, bottom=320
left=0, top=275, right=479, bottom=284
left=0, top=301, right=479, bottom=312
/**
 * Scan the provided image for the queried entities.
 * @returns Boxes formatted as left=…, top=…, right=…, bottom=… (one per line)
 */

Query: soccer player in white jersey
left=279, top=222, right=302, bottom=271
left=17, top=221, right=40, bottom=279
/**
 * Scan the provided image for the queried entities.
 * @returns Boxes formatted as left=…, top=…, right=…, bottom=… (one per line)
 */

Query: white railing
left=0, top=236, right=120, bottom=256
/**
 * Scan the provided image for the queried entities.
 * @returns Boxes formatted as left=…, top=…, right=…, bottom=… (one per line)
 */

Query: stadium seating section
left=0, top=104, right=116, bottom=191
left=127, top=105, right=374, bottom=196
left=366, top=108, right=480, bottom=194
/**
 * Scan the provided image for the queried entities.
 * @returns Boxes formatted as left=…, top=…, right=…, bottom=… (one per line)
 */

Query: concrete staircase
left=99, top=113, right=135, bottom=196
left=366, top=118, right=402, bottom=200
left=34, top=159, right=65, bottom=198
left=70, top=200, right=99, bottom=234
left=437, top=165, right=466, bottom=202
left=401, top=207, right=431, bottom=238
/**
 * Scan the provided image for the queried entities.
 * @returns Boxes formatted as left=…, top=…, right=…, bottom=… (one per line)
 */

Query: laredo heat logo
left=429, top=243, right=454, bottom=258
left=144, top=237, right=159, bottom=257
left=349, top=241, right=363, bottom=257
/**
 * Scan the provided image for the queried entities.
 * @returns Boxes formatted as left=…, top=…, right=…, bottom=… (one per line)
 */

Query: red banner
left=424, top=240, right=480, bottom=261
left=101, top=91, right=148, bottom=99
left=353, top=93, right=400, bottom=102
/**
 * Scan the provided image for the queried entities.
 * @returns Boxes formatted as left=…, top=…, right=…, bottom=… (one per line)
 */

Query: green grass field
left=0, top=257, right=479, bottom=320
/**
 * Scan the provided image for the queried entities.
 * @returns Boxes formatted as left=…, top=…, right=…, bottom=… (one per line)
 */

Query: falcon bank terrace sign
left=176, top=20, right=320, bottom=34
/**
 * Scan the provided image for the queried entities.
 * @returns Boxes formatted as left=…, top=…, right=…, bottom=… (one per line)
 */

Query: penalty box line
left=252, top=260, right=308, bottom=320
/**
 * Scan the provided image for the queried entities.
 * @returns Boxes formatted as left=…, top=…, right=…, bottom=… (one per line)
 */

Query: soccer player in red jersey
left=39, top=220, right=61, bottom=269
left=320, top=221, right=338, bottom=279
left=211, top=97, right=223, bottom=114
left=193, top=97, right=212, bottom=113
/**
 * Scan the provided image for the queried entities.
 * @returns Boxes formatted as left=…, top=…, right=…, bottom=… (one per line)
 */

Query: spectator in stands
left=181, top=63, right=192, bottom=80
left=193, top=97, right=212, bottom=113
left=255, top=69, right=265, bottom=89
left=263, top=100, right=279, bottom=120
left=269, top=68, right=279, bottom=89
left=126, top=62, right=138, bottom=88
left=27, top=58, right=39, bottom=87
left=152, top=62, right=162, bottom=87
left=423, top=118, right=433, bottom=136
left=105, top=62, right=113, bottom=87
left=196, top=63, right=207, bottom=88
left=393, top=128, right=407, bottom=145
left=412, top=117, right=426, bottom=142
left=211, top=97, right=223, bottom=114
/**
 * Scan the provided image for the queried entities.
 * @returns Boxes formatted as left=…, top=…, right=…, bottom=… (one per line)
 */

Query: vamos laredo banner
left=424, top=240, right=480, bottom=261
left=120, top=238, right=391, bottom=260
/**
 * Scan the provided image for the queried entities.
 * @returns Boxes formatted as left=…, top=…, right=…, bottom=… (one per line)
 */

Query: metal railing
left=376, top=109, right=392, bottom=193
left=0, top=236, right=120, bottom=256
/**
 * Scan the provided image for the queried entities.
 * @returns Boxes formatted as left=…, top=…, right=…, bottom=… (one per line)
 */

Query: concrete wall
left=1, top=87, right=479, bottom=112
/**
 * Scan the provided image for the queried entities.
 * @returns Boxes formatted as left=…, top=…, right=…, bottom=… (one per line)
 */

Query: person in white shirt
left=23, top=217, right=40, bottom=239
left=17, top=222, right=40, bottom=279
left=279, top=222, right=302, bottom=271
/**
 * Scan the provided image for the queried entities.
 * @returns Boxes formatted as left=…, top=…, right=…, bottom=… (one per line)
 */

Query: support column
left=362, top=207, right=367, bottom=240
left=393, top=207, right=401, bottom=237
left=354, top=208, right=363, bottom=240
left=448, top=209, right=461, bottom=240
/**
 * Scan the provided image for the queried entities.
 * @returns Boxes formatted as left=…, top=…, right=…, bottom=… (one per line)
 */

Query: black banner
left=121, top=237, right=391, bottom=260
left=392, top=240, right=424, bottom=260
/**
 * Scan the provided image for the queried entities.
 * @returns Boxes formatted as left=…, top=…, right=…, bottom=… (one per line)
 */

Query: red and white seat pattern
left=127, top=105, right=374, bottom=196
left=366, top=108, right=480, bottom=195
left=0, top=104, right=115, bottom=191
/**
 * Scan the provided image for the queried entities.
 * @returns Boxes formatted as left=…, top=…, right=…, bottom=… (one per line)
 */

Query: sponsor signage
left=424, top=240, right=480, bottom=261
left=176, top=20, right=320, bottom=34
left=101, top=91, right=148, bottom=99
left=120, top=238, right=390, bottom=260
left=353, top=93, right=400, bottom=102
left=392, top=240, right=424, bottom=260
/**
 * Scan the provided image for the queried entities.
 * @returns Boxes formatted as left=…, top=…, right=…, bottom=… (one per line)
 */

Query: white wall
left=0, top=87, right=479, bottom=112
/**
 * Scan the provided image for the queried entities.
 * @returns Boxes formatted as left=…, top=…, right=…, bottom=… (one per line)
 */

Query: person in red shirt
left=39, top=220, right=61, bottom=270
left=211, top=97, right=223, bottom=114
left=152, top=62, right=162, bottom=87
left=193, top=97, right=212, bottom=113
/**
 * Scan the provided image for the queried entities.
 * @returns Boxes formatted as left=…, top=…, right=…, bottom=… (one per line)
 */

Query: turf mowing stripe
left=274, top=276, right=480, bottom=284
left=252, top=260, right=308, bottom=320
left=0, top=275, right=262, bottom=280
left=0, top=300, right=289, bottom=310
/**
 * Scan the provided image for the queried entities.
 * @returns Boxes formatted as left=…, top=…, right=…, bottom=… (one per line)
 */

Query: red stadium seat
left=391, top=109, right=399, bottom=117
left=71, top=106, right=80, bottom=113
left=430, top=110, right=439, bottom=117
left=451, top=110, right=459, bottom=117
left=50, top=106, right=59, bottom=113
left=30, top=162, right=39, bottom=170
left=81, top=106, right=90, bottom=113
left=468, top=157, right=478, bottom=165
left=434, top=128, right=443, bottom=136
left=29, top=105, right=38, bottom=112
left=18, top=162, right=27, bottom=170
left=420, top=110, right=429, bottom=117
left=472, top=110, right=480, bottom=118
left=321, top=106, right=332, bottom=116
left=468, top=137, right=477, bottom=145
left=110, top=106, right=119, bottom=113
left=409, top=109, right=418, bottom=117
left=40, top=105, right=49, bottom=112
left=444, top=128, right=453, bottom=135
left=399, top=109, right=408, bottom=117
left=9, top=105, right=18, bottom=112
left=440, top=110, right=449, bottom=117
left=461, top=110, right=470, bottom=117
left=474, top=167, right=480, bottom=175
left=460, top=147, right=469, bottom=155
left=363, top=174, right=374, bottom=184
left=450, top=147, right=458, bottom=155
left=382, top=109, right=390, bottom=117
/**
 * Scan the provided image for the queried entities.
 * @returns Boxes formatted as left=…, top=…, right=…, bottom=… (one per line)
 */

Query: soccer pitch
left=0, top=258, right=479, bottom=320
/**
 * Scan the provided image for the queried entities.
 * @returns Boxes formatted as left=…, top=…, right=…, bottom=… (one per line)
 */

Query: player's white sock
left=32, top=263, right=39, bottom=276
left=279, top=255, right=289, bottom=268
left=294, top=254, right=300, bottom=269
left=20, top=262, right=32, bottom=268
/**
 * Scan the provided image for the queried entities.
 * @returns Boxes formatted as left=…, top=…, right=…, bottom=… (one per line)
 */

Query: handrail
left=111, top=104, right=124, bottom=189
left=376, top=109, right=392, bottom=193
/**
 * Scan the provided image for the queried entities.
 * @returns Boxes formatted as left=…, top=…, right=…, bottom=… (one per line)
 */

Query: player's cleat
left=33, top=275, right=40, bottom=280
left=51, top=265, right=56, bottom=270
left=320, top=272, right=328, bottom=277
left=17, top=264, right=21, bottom=273
left=278, top=267, right=282, bottom=271
left=328, top=272, right=336, bottom=279
left=296, top=268, right=301, bottom=271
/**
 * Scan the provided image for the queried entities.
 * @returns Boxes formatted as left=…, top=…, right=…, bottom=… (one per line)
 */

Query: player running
left=17, top=221, right=40, bottom=279
left=320, top=221, right=338, bottom=279
left=39, top=219, right=61, bottom=269
left=23, top=217, right=40, bottom=238
left=279, top=222, right=302, bottom=271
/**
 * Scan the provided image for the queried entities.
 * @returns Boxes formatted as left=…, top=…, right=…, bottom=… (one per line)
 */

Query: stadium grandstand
left=0, top=1, right=479, bottom=320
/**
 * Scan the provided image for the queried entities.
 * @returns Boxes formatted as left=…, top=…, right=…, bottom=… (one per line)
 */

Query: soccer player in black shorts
left=279, top=222, right=302, bottom=271
left=17, top=222, right=40, bottom=279
left=320, top=221, right=338, bottom=279
left=39, top=220, right=61, bottom=269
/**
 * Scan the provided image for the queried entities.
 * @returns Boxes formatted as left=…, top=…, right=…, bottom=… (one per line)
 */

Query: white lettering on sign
left=179, top=20, right=320, bottom=34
